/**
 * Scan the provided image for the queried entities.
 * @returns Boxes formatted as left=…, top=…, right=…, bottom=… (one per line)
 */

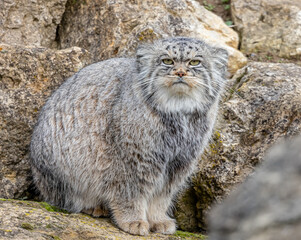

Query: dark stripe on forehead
left=179, top=42, right=186, bottom=60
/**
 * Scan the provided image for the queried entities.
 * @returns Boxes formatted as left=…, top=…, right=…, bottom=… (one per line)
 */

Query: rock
left=208, top=136, right=301, bottom=240
left=175, top=188, right=198, bottom=232
left=0, top=0, right=67, bottom=48
left=0, top=44, right=92, bottom=199
left=0, top=199, right=175, bottom=239
left=231, top=0, right=301, bottom=58
left=176, top=62, right=301, bottom=230
left=57, top=0, right=247, bottom=74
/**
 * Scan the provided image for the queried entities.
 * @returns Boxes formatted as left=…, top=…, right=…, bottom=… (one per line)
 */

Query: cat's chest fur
left=114, top=103, right=208, bottom=174
left=127, top=109, right=209, bottom=191
left=158, top=111, right=208, bottom=168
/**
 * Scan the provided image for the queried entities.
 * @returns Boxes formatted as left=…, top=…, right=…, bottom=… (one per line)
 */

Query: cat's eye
left=189, top=60, right=201, bottom=66
left=162, top=59, right=174, bottom=65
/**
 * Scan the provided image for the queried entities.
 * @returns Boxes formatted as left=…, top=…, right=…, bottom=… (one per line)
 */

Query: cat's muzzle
left=172, top=77, right=189, bottom=86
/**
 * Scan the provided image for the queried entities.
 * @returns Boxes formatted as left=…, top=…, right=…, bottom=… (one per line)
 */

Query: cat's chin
left=155, top=90, right=208, bottom=113
left=170, top=83, right=190, bottom=95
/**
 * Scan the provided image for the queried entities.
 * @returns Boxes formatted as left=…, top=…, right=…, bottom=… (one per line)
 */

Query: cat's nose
left=175, top=70, right=187, bottom=77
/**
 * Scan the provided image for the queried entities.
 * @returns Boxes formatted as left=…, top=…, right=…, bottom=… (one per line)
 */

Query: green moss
left=175, top=187, right=198, bottom=232
left=21, top=223, right=34, bottom=230
left=0, top=229, right=12, bottom=232
left=206, top=131, right=223, bottom=156
left=45, top=224, right=53, bottom=229
left=174, top=230, right=207, bottom=239
left=51, top=235, right=61, bottom=240
left=39, top=202, right=69, bottom=214
left=71, top=0, right=86, bottom=5
left=192, top=170, right=225, bottom=230
left=202, top=1, right=215, bottom=11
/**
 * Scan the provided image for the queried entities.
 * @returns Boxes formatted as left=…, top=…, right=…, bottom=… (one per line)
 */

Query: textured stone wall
left=0, top=0, right=67, bottom=48
left=57, top=0, right=246, bottom=74
left=232, top=0, right=301, bottom=58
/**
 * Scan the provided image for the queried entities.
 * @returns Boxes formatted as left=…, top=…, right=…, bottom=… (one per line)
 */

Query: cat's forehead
left=164, top=40, right=199, bottom=51
left=159, top=38, right=209, bottom=58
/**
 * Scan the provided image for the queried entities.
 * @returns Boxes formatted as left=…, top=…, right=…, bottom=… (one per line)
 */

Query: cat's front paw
left=119, top=220, right=149, bottom=236
left=150, top=219, right=176, bottom=234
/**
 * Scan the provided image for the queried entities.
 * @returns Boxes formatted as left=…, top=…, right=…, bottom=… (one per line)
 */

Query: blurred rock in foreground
left=209, top=136, right=301, bottom=240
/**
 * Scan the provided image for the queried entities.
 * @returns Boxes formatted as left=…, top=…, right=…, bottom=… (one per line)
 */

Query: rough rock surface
left=0, top=199, right=176, bottom=240
left=176, top=62, right=301, bottom=230
left=209, top=137, right=301, bottom=240
left=58, top=0, right=247, bottom=74
left=0, top=44, right=91, bottom=199
left=231, top=0, right=301, bottom=58
left=0, top=0, right=67, bottom=48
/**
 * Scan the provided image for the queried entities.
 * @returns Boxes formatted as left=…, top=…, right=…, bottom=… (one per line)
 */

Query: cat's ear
left=136, top=43, right=155, bottom=60
left=136, top=42, right=156, bottom=72
left=211, top=47, right=229, bottom=76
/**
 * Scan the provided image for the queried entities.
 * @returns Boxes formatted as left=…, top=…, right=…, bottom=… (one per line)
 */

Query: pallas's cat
left=30, top=37, right=228, bottom=235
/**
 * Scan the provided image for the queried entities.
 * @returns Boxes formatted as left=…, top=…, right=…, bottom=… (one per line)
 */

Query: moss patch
left=50, top=235, right=61, bottom=240
left=39, top=202, right=69, bottom=214
left=173, top=230, right=207, bottom=239
left=0, top=229, right=12, bottom=232
left=21, top=222, right=35, bottom=230
left=175, top=187, right=198, bottom=232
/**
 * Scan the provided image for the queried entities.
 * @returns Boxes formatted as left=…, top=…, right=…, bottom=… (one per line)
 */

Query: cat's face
left=136, top=37, right=228, bottom=113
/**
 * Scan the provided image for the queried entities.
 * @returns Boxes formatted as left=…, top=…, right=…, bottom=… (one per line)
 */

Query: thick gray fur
left=30, top=37, right=228, bottom=235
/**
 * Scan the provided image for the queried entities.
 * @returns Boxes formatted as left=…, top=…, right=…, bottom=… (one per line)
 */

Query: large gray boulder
left=176, top=62, right=301, bottom=230
left=209, top=136, right=301, bottom=240
left=0, top=0, right=67, bottom=48
left=231, top=0, right=301, bottom=58
left=58, top=0, right=247, bottom=74
left=0, top=44, right=91, bottom=198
